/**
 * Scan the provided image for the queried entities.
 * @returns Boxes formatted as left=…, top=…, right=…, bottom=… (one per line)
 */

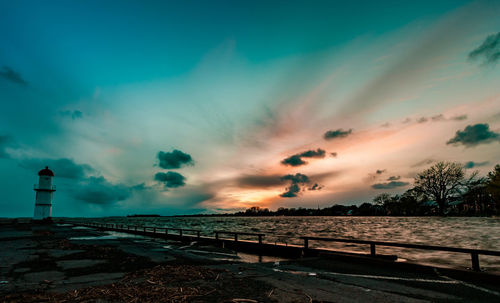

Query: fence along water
left=72, top=221, right=500, bottom=272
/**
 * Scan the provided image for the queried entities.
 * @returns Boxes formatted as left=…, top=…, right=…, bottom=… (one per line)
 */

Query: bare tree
left=414, top=161, right=465, bottom=214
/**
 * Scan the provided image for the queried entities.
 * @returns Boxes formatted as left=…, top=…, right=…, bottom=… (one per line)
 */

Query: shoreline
left=1, top=222, right=500, bottom=302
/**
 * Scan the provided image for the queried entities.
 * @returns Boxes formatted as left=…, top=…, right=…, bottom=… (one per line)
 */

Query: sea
left=72, top=216, right=500, bottom=273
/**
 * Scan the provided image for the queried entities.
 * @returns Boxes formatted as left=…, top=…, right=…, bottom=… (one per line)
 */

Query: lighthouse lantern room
left=33, top=166, right=56, bottom=220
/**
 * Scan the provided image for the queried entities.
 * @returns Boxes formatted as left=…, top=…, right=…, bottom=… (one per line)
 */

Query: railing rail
left=213, top=230, right=265, bottom=244
left=300, top=236, right=500, bottom=271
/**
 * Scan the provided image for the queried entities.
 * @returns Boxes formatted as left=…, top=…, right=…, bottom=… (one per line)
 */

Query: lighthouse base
left=34, top=204, right=52, bottom=221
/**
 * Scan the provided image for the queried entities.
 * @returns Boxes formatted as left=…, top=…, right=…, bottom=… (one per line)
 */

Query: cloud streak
left=468, top=32, right=500, bottom=65
left=19, top=158, right=96, bottom=179
left=0, top=135, right=13, bottom=158
left=372, top=181, right=409, bottom=189
left=0, top=66, right=28, bottom=86
left=337, top=5, right=482, bottom=117
left=323, top=129, right=352, bottom=140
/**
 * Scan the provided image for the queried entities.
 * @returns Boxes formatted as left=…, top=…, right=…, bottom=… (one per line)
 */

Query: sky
left=1, top=0, right=500, bottom=217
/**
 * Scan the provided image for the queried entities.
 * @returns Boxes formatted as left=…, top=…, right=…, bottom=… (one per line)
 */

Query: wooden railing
left=300, top=236, right=500, bottom=271
left=214, top=230, right=265, bottom=244
left=70, top=221, right=500, bottom=271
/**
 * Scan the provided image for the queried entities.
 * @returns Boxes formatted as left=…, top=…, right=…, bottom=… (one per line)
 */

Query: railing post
left=143, top=227, right=146, bottom=232
left=370, top=243, right=376, bottom=256
left=165, top=228, right=168, bottom=235
left=135, top=226, right=137, bottom=231
left=471, top=252, right=480, bottom=271
left=215, top=232, right=219, bottom=240
left=234, top=234, right=238, bottom=242
left=153, top=227, right=156, bottom=233
left=179, top=229, right=183, bottom=237
left=258, top=235, right=263, bottom=244
left=197, top=231, right=200, bottom=239
left=304, top=238, right=309, bottom=250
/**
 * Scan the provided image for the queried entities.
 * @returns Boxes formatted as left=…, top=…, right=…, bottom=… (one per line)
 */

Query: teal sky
left=1, top=0, right=500, bottom=217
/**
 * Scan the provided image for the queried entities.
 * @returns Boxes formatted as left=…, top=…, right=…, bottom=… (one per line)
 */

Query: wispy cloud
left=0, top=135, right=13, bottom=158
left=60, top=110, right=84, bottom=120
left=468, top=32, right=500, bottom=65
left=18, top=158, right=96, bottom=179
left=372, top=181, right=409, bottom=189
left=0, top=66, right=28, bottom=86
left=323, top=129, right=352, bottom=140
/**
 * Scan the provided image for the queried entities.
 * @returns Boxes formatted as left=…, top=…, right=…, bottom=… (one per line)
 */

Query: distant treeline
left=179, top=162, right=500, bottom=217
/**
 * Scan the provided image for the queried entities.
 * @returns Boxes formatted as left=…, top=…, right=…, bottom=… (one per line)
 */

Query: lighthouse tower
left=33, top=166, right=56, bottom=220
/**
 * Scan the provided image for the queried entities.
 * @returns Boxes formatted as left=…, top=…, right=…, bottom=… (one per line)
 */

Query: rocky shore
left=1, top=220, right=499, bottom=302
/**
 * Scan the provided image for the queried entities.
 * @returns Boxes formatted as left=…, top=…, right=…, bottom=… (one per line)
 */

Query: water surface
left=73, top=216, right=500, bottom=273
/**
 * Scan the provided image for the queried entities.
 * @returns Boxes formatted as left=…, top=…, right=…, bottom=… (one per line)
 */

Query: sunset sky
left=1, top=0, right=500, bottom=217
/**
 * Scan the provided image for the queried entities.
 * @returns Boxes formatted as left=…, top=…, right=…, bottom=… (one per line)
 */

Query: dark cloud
left=376, top=169, right=386, bottom=175
left=330, top=152, right=338, bottom=157
left=60, top=110, right=83, bottom=120
left=18, top=158, right=96, bottom=179
left=387, top=176, right=401, bottom=181
left=446, top=123, right=500, bottom=147
left=281, top=148, right=326, bottom=167
left=451, top=114, right=467, bottom=121
left=0, top=66, right=28, bottom=86
left=468, top=32, right=500, bottom=65
left=154, top=171, right=186, bottom=188
left=236, top=174, right=284, bottom=188
left=281, top=155, right=305, bottom=166
left=372, top=181, right=410, bottom=189
left=0, top=135, right=13, bottom=158
left=402, top=118, right=412, bottom=124
left=308, top=183, right=322, bottom=191
left=72, top=176, right=131, bottom=205
left=280, top=173, right=310, bottom=198
left=417, top=117, right=428, bottom=123
left=157, top=150, right=193, bottom=169
left=464, top=161, right=490, bottom=169
left=323, top=128, right=352, bottom=140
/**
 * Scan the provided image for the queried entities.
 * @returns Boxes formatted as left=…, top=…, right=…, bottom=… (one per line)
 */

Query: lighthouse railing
left=34, top=184, right=56, bottom=190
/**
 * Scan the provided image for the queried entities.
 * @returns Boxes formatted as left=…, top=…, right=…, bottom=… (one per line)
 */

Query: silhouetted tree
left=414, top=161, right=465, bottom=215
left=487, top=164, right=500, bottom=214
left=373, top=193, right=391, bottom=206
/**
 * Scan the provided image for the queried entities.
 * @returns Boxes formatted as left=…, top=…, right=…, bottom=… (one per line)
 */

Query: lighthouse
left=33, top=166, right=56, bottom=221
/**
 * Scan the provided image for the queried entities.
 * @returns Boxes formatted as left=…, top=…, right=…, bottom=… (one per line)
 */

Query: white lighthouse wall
left=34, top=175, right=54, bottom=220
left=34, top=205, right=52, bottom=220
left=36, top=191, right=53, bottom=205
left=39, top=176, right=53, bottom=189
